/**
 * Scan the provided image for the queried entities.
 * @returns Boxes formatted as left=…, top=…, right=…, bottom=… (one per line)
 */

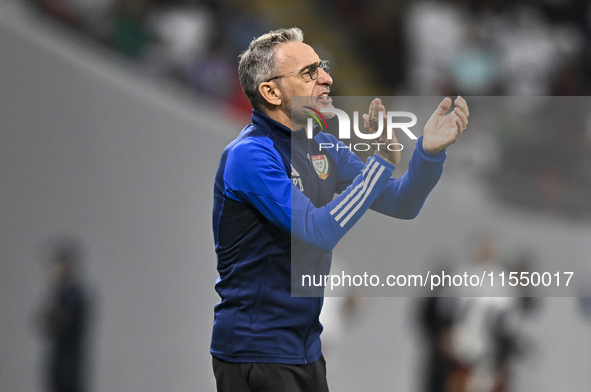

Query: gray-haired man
left=211, top=27, right=469, bottom=391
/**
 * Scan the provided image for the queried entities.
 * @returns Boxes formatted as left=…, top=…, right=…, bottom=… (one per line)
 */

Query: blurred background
left=1, top=0, right=591, bottom=391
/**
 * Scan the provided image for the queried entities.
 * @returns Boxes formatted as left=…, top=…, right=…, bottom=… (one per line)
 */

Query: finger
left=368, top=98, right=378, bottom=117
left=454, top=116, right=464, bottom=136
left=370, top=100, right=379, bottom=121
left=454, top=95, right=470, bottom=118
left=363, top=113, right=370, bottom=133
left=379, top=104, right=386, bottom=121
left=454, top=107, right=468, bottom=129
left=380, top=105, right=389, bottom=139
left=433, top=97, right=452, bottom=117
left=369, top=105, right=380, bottom=134
left=371, top=98, right=383, bottom=118
left=379, top=103, right=387, bottom=126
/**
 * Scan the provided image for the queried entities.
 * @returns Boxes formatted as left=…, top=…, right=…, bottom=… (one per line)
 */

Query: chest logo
left=312, top=155, right=329, bottom=180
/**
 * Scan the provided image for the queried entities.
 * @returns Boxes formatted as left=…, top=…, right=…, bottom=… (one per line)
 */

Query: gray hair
left=238, top=27, right=304, bottom=111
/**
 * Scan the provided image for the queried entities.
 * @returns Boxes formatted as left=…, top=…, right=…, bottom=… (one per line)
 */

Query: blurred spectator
left=108, top=0, right=155, bottom=59
left=183, top=37, right=235, bottom=99
left=510, top=249, right=540, bottom=315
left=417, top=258, right=456, bottom=392
left=329, top=0, right=409, bottom=91
left=404, top=0, right=470, bottom=95
left=219, top=0, right=271, bottom=60
left=444, top=234, right=522, bottom=392
left=146, top=0, right=215, bottom=76
left=37, top=238, right=91, bottom=392
left=449, top=25, right=500, bottom=95
left=32, top=0, right=591, bottom=98
left=495, top=6, right=580, bottom=95
left=418, top=295, right=456, bottom=392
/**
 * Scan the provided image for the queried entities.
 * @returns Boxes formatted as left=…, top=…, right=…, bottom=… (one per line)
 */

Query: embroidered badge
left=311, top=155, right=329, bottom=180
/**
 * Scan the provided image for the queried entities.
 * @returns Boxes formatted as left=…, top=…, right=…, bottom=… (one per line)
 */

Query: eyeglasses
left=266, top=60, right=330, bottom=82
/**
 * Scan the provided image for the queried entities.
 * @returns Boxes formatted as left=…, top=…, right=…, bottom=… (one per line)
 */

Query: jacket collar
left=251, top=109, right=310, bottom=142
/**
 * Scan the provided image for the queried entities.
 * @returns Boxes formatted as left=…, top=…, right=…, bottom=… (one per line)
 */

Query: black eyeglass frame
left=265, top=60, right=330, bottom=83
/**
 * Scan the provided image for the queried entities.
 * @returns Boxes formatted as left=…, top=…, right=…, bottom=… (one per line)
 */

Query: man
left=211, top=27, right=469, bottom=391
left=38, top=239, right=89, bottom=392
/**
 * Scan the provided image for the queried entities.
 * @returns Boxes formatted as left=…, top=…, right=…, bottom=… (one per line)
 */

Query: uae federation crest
left=311, top=155, right=329, bottom=180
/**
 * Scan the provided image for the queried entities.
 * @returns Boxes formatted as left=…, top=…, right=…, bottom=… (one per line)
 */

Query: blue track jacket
left=211, top=109, right=446, bottom=365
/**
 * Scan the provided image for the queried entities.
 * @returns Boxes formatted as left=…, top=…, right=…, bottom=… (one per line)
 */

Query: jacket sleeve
left=223, top=137, right=394, bottom=251
left=327, top=135, right=446, bottom=220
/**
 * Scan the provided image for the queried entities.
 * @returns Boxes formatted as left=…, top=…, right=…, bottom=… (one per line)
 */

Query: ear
left=258, top=82, right=282, bottom=107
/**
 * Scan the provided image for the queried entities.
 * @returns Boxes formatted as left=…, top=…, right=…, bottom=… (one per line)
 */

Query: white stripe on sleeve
left=330, top=160, right=379, bottom=218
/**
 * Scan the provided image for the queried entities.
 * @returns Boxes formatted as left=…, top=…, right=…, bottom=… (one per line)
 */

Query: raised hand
left=422, top=96, right=469, bottom=154
left=363, top=98, right=401, bottom=166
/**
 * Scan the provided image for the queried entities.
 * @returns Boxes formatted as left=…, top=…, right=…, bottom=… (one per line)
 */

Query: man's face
left=272, top=41, right=333, bottom=126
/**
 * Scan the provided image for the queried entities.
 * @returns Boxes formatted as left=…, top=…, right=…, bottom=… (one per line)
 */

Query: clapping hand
left=363, top=98, right=401, bottom=166
left=422, top=96, right=469, bottom=154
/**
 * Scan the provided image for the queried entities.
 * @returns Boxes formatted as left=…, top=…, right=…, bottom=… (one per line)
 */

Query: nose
left=317, top=68, right=332, bottom=86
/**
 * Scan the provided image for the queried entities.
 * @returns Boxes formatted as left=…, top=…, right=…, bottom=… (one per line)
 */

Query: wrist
left=421, top=138, right=445, bottom=155
left=417, top=136, right=447, bottom=163
left=372, top=153, right=396, bottom=170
